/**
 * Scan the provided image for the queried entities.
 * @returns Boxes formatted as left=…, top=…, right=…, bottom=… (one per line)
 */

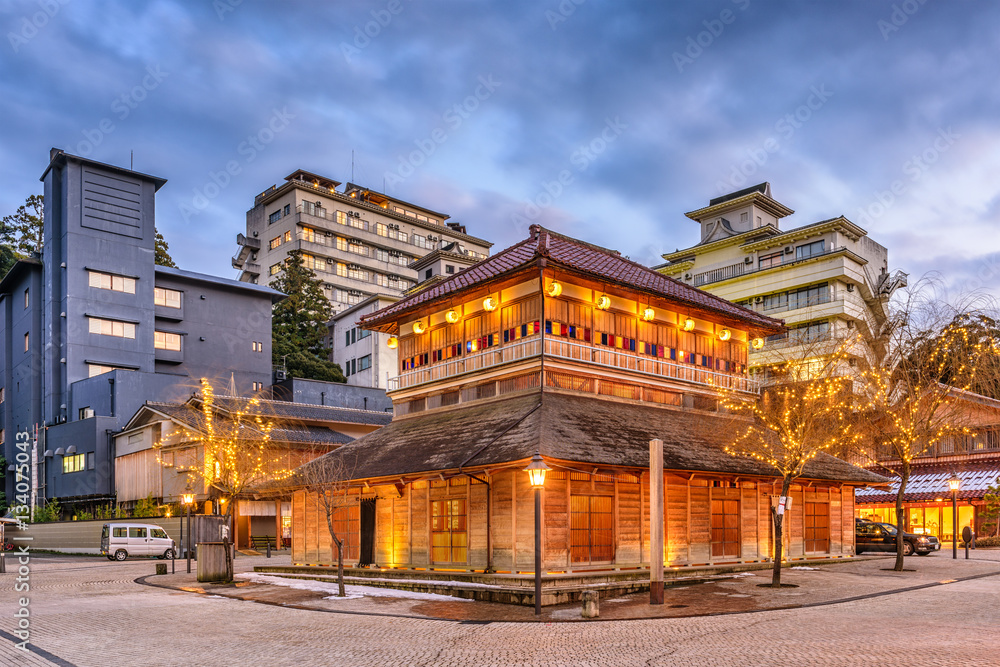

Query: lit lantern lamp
left=948, top=473, right=961, bottom=559
left=524, top=452, right=550, bottom=616
left=446, top=309, right=461, bottom=324
left=386, top=336, right=399, bottom=349
left=182, top=492, right=195, bottom=505
left=641, top=306, right=655, bottom=322
left=718, top=328, right=731, bottom=341
left=412, top=320, right=427, bottom=335
left=524, top=452, right=550, bottom=488
left=596, top=294, right=611, bottom=310
left=683, top=317, right=696, bottom=332
left=546, top=281, right=562, bottom=297
left=483, top=296, right=498, bottom=312
left=751, top=337, right=765, bottom=350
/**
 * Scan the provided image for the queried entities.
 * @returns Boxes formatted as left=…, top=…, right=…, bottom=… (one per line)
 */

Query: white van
left=101, top=523, right=175, bottom=561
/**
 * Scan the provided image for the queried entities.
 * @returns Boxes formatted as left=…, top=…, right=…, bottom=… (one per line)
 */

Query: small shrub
left=975, top=535, right=1000, bottom=548
left=133, top=495, right=161, bottom=518
left=75, top=509, right=94, bottom=521
left=32, top=499, right=61, bottom=523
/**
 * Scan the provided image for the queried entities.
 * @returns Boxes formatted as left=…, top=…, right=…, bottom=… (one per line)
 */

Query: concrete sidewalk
left=137, top=549, right=1000, bottom=623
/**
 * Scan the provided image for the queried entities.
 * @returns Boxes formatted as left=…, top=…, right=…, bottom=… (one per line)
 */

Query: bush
left=975, top=535, right=1000, bottom=548
left=133, top=495, right=161, bottom=518
left=74, top=509, right=94, bottom=521
left=32, top=499, right=61, bottom=523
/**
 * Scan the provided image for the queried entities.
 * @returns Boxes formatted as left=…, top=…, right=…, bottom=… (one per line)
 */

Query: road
left=3, top=551, right=999, bottom=666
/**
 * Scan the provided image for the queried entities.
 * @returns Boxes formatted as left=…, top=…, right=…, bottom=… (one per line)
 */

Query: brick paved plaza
left=3, top=551, right=999, bottom=666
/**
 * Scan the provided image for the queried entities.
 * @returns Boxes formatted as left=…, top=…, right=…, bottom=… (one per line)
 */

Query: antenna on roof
left=351, top=150, right=355, bottom=182
left=130, top=150, right=133, bottom=170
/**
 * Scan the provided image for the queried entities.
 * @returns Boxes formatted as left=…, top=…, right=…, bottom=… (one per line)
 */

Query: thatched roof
left=300, top=391, right=886, bottom=485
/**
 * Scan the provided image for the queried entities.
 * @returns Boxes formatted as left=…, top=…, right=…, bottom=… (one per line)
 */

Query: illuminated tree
left=156, top=379, right=296, bottom=581
left=722, top=339, right=858, bottom=588
left=849, top=280, right=998, bottom=571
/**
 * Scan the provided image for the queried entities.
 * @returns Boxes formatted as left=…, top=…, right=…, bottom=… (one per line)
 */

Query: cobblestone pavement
left=3, top=550, right=1000, bottom=666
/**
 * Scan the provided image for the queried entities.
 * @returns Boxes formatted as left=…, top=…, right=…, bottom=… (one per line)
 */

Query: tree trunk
left=222, top=505, right=235, bottom=583
left=325, top=511, right=346, bottom=597
left=771, top=477, right=793, bottom=588
left=894, top=465, right=909, bottom=572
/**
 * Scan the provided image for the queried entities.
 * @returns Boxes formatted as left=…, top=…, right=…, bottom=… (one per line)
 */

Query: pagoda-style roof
left=360, top=226, right=785, bottom=336
left=299, top=391, right=886, bottom=486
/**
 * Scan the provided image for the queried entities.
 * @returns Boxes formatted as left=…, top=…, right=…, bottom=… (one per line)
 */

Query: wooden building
left=292, top=226, right=884, bottom=572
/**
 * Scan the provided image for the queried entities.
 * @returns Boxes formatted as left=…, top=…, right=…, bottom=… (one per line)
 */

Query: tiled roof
left=143, top=401, right=356, bottom=446
left=856, top=466, right=1000, bottom=503
left=300, top=392, right=885, bottom=485
left=360, top=226, right=785, bottom=334
left=205, top=395, right=393, bottom=426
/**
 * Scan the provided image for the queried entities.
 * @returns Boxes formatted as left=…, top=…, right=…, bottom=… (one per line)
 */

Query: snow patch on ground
left=235, top=573, right=472, bottom=602
left=729, top=572, right=758, bottom=577
left=791, top=566, right=819, bottom=571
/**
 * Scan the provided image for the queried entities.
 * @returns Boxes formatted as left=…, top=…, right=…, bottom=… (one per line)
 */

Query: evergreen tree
left=270, top=250, right=345, bottom=382
left=1, top=194, right=44, bottom=276
left=154, top=228, right=177, bottom=267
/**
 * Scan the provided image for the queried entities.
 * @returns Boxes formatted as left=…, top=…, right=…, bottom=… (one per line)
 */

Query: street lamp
left=948, top=474, right=961, bottom=560
left=524, top=452, right=550, bottom=616
left=182, top=489, right=195, bottom=574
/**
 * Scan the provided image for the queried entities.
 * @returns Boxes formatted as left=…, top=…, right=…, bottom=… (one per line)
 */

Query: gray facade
left=1, top=149, right=281, bottom=511
left=271, top=377, right=392, bottom=413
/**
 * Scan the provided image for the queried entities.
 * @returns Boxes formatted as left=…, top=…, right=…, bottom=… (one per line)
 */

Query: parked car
left=855, top=519, right=941, bottom=556
left=101, top=523, right=175, bottom=561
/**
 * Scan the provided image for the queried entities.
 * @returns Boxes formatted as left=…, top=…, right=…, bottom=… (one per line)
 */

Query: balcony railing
left=690, top=246, right=861, bottom=288
left=387, top=335, right=759, bottom=393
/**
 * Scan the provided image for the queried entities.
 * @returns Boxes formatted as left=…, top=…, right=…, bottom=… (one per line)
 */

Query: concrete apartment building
left=657, top=183, right=907, bottom=375
left=0, top=149, right=280, bottom=512
left=232, top=171, right=491, bottom=389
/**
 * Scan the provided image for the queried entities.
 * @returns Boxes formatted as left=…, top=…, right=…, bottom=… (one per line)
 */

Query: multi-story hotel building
left=657, top=183, right=907, bottom=375
left=232, top=171, right=491, bottom=315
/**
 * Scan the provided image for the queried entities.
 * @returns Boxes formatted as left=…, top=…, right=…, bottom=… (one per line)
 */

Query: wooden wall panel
left=666, top=475, right=688, bottom=564
left=843, top=487, right=855, bottom=553
left=491, top=471, right=514, bottom=570
left=393, top=489, right=409, bottom=566
left=689, top=482, right=711, bottom=563
left=543, top=473, right=569, bottom=570
left=375, top=488, right=394, bottom=566
left=469, top=480, right=490, bottom=570
left=829, top=486, right=843, bottom=554
left=759, top=483, right=775, bottom=560
left=741, top=484, right=758, bottom=559
left=304, top=491, right=318, bottom=564
left=514, top=471, right=536, bottom=570
left=410, top=484, right=428, bottom=566
left=616, top=479, right=642, bottom=565
left=788, top=486, right=804, bottom=557
left=640, top=475, right=650, bottom=564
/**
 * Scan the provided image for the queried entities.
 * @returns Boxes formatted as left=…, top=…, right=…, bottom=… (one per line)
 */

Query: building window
left=284, top=230, right=292, bottom=243
left=24, top=332, right=29, bottom=351
left=88, top=270, right=136, bottom=294
left=711, top=497, right=740, bottom=558
left=740, top=212, right=748, bottom=223
left=424, top=268, right=433, bottom=280
left=24, top=288, right=29, bottom=308
left=358, top=328, right=370, bottom=341
left=154, top=287, right=182, bottom=309
left=0, top=387, right=4, bottom=403
left=268, top=210, right=282, bottom=224
left=283, top=204, right=291, bottom=216
left=570, top=495, right=614, bottom=564
left=796, top=240, right=825, bottom=260
left=350, top=358, right=357, bottom=375
left=78, top=407, right=93, bottom=419
left=269, top=236, right=282, bottom=250
left=446, top=265, right=455, bottom=274
left=431, top=499, right=467, bottom=563
left=88, top=317, right=136, bottom=339
left=252, top=381, right=263, bottom=392
left=0, top=429, right=4, bottom=444
left=269, top=263, right=282, bottom=276
left=758, top=251, right=783, bottom=270
left=351, top=328, right=357, bottom=345
left=252, top=341, right=264, bottom=352
left=87, top=363, right=130, bottom=378
left=88, top=452, right=95, bottom=470
left=344, top=330, right=351, bottom=347
left=63, top=453, right=86, bottom=474
left=804, top=502, right=830, bottom=553
left=154, top=331, right=182, bottom=351
left=358, top=354, right=371, bottom=371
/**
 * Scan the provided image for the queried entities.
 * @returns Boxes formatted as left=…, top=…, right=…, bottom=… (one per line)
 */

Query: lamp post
left=182, top=490, right=195, bottom=574
left=524, top=452, right=550, bottom=616
left=948, top=474, right=961, bottom=560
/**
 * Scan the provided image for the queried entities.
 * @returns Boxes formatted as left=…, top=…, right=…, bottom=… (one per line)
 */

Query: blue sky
left=2, top=0, right=998, bottom=298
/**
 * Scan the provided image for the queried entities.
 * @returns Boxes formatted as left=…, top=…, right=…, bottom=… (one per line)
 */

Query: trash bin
left=196, top=542, right=229, bottom=582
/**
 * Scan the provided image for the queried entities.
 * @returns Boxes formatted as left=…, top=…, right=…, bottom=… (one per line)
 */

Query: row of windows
left=89, top=317, right=136, bottom=339
left=758, top=240, right=827, bottom=270
left=268, top=203, right=293, bottom=224
left=344, top=326, right=371, bottom=347
left=87, top=270, right=183, bottom=308
left=154, top=331, right=182, bottom=351
left=270, top=254, right=413, bottom=292
left=63, top=452, right=95, bottom=473
left=738, top=282, right=831, bottom=313
left=343, top=354, right=372, bottom=377
left=766, top=320, right=831, bottom=344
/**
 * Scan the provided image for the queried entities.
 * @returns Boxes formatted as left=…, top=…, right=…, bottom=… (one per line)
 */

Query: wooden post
left=650, top=438, right=664, bottom=604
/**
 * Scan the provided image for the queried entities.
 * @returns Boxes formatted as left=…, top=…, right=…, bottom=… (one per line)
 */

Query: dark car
left=855, top=519, right=941, bottom=556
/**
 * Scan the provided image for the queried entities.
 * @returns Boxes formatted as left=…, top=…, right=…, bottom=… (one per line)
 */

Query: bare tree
left=296, top=451, right=358, bottom=597
left=721, top=338, right=858, bottom=588
left=849, top=278, right=997, bottom=571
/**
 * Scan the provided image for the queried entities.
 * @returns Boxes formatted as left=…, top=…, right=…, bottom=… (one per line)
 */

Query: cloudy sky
left=2, top=0, right=998, bottom=298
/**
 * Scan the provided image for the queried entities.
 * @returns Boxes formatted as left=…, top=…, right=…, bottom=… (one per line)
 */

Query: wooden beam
left=650, top=438, right=664, bottom=604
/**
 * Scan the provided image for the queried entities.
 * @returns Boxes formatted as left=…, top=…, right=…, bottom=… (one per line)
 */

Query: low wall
left=7, top=516, right=228, bottom=555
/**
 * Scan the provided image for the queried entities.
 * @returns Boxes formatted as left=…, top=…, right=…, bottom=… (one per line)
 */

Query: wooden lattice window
left=330, top=504, right=360, bottom=561
left=570, top=495, right=614, bottom=563
left=804, top=502, right=830, bottom=553
left=431, top=499, right=467, bottom=563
